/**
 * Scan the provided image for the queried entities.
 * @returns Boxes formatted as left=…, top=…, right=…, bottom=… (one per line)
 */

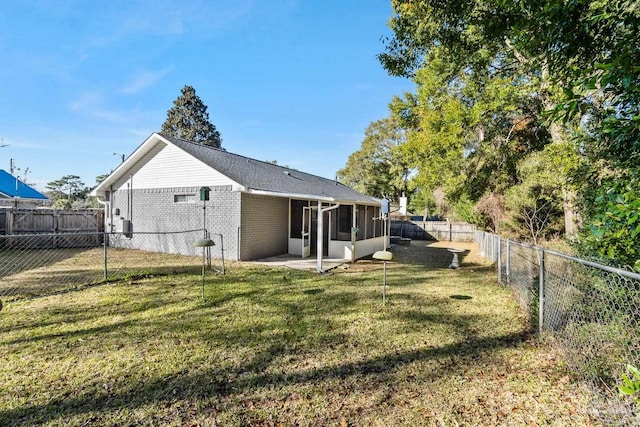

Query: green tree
left=337, top=117, right=411, bottom=202
left=161, top=85, right=222, bottom=148
left=379, top=0, right=579, bottom=228
left=503, top=144, right=577, bottom=243
left=578, top=169, right=640, bottom=270
left=505, top=183, right=563, bottom=245
left=380, top=0, right=640, bottom=261
left=95, top=174, right=109, bottom=184
left=393, top=55, right=469, bottom=201
left=46, top=175, right=86, bottom=209
left=390, top=50, right=552, bottom=224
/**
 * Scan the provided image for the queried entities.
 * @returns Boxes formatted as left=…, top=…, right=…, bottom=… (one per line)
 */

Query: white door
left=301, top=206, right=312, bottom=258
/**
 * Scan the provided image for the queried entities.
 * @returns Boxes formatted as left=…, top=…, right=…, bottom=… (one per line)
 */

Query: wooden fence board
left=0, top=208, right=104, bottom=248
left=391, top=220, right=477, bottom=241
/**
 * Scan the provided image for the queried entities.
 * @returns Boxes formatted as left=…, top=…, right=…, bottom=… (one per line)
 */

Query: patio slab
left=246, top=254, right=349, bottom=272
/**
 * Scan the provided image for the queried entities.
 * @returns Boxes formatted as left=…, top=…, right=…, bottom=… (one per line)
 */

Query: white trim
left=245, top=188, right=380, bottom=207
left=245, top=188, right=335, bottom=202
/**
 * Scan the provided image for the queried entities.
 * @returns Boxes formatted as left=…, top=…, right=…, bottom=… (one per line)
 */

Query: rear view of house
left=90, top=133, right=386, bottom=271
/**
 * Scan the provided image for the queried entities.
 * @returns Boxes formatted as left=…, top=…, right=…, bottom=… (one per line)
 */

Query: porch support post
left=317, top=200, right=323, bottom=273
left=317, top=201, right=341, bottom=273
left=351, top=204, right=357, bottom=263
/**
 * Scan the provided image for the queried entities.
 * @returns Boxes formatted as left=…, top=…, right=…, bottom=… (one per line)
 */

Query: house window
left=174, top=194, right=196, bottom=203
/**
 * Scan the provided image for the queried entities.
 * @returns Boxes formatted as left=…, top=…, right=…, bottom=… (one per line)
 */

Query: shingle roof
left=0, top=170, right=48, bottom=200
left=160, top=133, right=379, bottom=204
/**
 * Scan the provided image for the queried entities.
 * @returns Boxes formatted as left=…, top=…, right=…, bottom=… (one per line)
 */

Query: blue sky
left=0, top=1, right=413, bottom=191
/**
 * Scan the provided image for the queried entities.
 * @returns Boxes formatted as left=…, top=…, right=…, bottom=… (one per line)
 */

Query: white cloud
left=87, top=0, right=259, bottom=48
left=0, top=136, right=46, bottom=150
left=69, top=92, right=157, bottom=125
left=69, top=92, right=103, bottom=112
left=69, top=92, right=131, bottom=122
left=120, top=67, right=173, bottom=94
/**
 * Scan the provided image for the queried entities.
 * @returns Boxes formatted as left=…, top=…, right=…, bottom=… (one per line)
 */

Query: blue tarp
left=0, top=169, right=48, bottom=199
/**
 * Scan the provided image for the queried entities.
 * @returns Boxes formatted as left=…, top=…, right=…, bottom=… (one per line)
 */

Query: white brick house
left=91, top=133, right=385, bottom=271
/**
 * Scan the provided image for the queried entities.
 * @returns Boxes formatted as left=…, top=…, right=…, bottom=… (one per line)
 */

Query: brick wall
left=239, top=193, right=289, bottom=260
left=108, top=187, right=293, bottom=261
left=109, top=186, right=242, bottom=260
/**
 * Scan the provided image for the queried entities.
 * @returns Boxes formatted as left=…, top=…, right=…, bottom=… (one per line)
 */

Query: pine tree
left=161, top=85, right=222, bottom=148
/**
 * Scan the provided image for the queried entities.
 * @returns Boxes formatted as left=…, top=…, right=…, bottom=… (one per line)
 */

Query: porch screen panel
left=376, top=206, right=383, bottom=236
left=290, top=199, right=308, bottom=238
left=356, top=205, right=367, bottom=241
left=366, top=206, right=380, bottom=239
left=336, top=205, right=352, bottom=241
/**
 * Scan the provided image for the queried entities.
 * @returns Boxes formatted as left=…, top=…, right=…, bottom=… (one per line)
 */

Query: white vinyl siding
left=111, top=141, right=237, bottom=191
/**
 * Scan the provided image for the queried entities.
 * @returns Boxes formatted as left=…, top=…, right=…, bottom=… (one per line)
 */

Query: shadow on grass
left=0, top=329, right=528, bottom=426
left=0, top=245, right=100, bottom=281
left=1, top=263, right=201, bottom=302
left=0, top=258, right=517, bottom=425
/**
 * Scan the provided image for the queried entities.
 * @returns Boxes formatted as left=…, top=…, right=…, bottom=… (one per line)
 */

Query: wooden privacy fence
left=390, top=220, right=476, bottom=241
left=0, top=209, right=104, bottom=248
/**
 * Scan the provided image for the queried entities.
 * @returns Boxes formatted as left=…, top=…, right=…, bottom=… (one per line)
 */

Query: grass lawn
left=0, top=247, right=201, bottom=300
left=0, top=241, right=594, bottom=426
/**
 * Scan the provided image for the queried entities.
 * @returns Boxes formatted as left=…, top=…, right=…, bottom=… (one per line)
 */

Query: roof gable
left=0, top=170, right=48, bottom=200
left=107, top=139, right=236, bottom=190
left=92, top=133, right=379, bottom=205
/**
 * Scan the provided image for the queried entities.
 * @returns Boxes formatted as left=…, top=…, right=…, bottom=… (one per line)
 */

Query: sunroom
left=288, top=199, right=387, bottom=271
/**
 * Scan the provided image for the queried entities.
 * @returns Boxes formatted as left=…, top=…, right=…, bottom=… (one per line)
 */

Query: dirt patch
left=345, top=239, right=487, bottom=272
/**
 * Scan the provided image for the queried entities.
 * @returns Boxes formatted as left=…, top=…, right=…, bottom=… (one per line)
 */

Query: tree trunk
left=539, top=65, right=580, bottom=239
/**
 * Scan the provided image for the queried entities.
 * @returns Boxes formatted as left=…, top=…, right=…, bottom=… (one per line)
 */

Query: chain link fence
left=0, top=230, right=224, bottom=302
left=476, top=231, right=640, bottom=425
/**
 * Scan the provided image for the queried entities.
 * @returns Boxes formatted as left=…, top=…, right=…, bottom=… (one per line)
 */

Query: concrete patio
left=246, top=254, right=350, bottom=272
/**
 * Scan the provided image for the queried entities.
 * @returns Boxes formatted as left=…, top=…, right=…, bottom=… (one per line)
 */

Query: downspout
left=95, top=194, right=110, bottom=281
left=95, top=195, right=110, bottom=230
left=95, top=196, right=108, bottom=209
left=128, top=174, right=133, bottom=221
left=317, top=201, right=340, bottom=273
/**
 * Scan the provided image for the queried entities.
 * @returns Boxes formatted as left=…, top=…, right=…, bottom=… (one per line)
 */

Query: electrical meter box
left=381, top=198, right=390, bottom=215
left=116, top=218, right=132, bottom=238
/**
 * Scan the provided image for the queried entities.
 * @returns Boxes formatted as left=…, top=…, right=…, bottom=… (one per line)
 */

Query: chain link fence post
left=103, top=232, right=108, bottom=281
left=538, top=247, right=545, bottom=335
left=497, top=235, right=502, bottom=283
left=506, top=239, right=511, bottom=286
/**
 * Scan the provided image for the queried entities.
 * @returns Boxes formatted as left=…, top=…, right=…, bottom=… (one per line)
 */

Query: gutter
left=244, top=188, right=335, bottom=202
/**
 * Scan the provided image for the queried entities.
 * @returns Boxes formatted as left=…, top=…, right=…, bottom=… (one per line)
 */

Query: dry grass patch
left=0, top=247, right=201, bottom=299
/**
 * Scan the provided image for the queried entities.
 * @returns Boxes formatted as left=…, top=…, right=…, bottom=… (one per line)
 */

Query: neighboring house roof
left=0, top=169, right=48, bottom=200
left=92, top=132, right=379, bottom=205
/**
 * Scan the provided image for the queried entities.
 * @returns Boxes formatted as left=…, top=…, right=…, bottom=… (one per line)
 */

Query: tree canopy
left=337, top=117, right=411, bottom=202
left=364, top=0, right=640, bottom=268
left=46, top=175, right=88, bottom=209
left=161, top=85, right=222, bottom=148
